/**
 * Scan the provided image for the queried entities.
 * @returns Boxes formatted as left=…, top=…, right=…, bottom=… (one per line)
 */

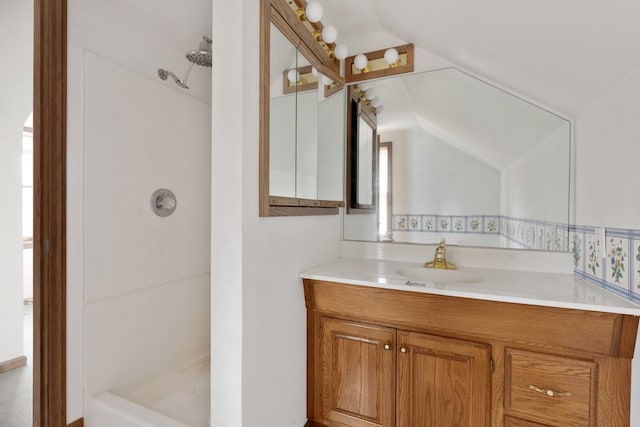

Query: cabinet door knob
left=399, top=346, right=408, bottom=353
left=383, top=343, right=391, bottom=350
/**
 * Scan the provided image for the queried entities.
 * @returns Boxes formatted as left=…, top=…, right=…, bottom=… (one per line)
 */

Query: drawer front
left=505, top=348, right=597, bottom=426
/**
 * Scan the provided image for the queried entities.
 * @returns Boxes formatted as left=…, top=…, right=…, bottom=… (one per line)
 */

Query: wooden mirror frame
left=259, top=0, right=345, bottom=217
left=346, top=86, right=378, bottom=214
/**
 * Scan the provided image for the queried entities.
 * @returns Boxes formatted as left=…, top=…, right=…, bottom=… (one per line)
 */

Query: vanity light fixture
left=345, top=43, right=414, bottom=83
left=320, top=25, right=338, bottom=43
left=354, top=54, right=370, bottom=73
left=322, top=75, right=334, bottom=86
left=383, top=48, right=400, bottom=67
left=287, top=69, right=301, bottom=84
left=283, top=0, right=345, bottom=74
left=282, top=65, right=319, bottom=94
left=364, top=87, right=376, bottom=99
left=296, top=1, right=323, bottom=23
left=333, top=44, right=349, bottom=60
left=353, top=84, right=383, bottom=115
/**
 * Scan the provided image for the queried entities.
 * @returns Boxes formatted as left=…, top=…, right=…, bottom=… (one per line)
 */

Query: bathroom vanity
left=301, top=259, right=640, bottom=427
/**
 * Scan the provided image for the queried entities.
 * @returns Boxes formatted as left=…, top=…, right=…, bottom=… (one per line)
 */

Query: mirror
left=268, top=23, right=297, bottom=198
left=346, top=87, right=377, bottom=213
left=343, top=68, right=572, bottom=251
left=317, top=90, right=345, bottom=201
left=260, top=0, right=345, bottom=216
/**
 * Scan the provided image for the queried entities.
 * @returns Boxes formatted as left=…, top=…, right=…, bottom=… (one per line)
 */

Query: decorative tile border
left=573, top=226, right=640, bottom=305
left=633, top=230, right=640, bottom=303
left=392, top=214, right=567, bottom=251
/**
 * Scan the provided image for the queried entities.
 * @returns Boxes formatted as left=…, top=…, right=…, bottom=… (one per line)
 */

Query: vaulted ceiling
left=321, top=0, right=640, bottom=117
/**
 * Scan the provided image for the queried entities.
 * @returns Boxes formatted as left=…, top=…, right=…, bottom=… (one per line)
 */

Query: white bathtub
left=86, top=356, right=210, bottom=427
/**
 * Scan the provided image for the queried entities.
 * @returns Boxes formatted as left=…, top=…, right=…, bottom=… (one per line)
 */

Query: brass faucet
left=424, top=239, right=457, bottom=270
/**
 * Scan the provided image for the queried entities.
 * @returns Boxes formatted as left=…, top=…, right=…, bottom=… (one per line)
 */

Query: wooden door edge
left=34, top=0, right=68, bottom=425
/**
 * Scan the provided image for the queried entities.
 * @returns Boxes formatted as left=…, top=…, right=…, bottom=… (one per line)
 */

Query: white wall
left=388, top=127, right=500, bottom=215
left=67, top=1, right=212, bottom=422
left=501, top=123, right=571, bottom=223
left=0, top=0, right=32, bottom=364
left=211, top=1, right=343, bottom=425
left=573, top=62, right=640, bottom=426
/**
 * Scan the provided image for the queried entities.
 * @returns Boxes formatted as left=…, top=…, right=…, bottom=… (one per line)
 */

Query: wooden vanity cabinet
left=303, top=279, right=639, bottom=427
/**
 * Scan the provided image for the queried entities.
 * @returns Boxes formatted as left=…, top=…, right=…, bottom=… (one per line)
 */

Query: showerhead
left=158, top=68, right=189, bottom=89
left=158, top=35, right=212, bottom=89
left=186, top=36, right=212, bottom=67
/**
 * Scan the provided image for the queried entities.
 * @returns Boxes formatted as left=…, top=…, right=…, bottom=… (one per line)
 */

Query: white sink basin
left=396, top=268, right=486, bottom=285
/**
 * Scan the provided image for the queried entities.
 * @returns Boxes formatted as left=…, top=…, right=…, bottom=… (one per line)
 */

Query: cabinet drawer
left=505, top=348, right=597, bottom=426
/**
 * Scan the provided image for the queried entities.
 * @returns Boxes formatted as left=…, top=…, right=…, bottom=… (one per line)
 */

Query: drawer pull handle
left=528, top=384, right=572, bottom=398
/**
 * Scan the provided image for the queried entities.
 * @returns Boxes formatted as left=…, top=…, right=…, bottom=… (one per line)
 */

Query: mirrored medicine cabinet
left=259, top=0, right=346, bottom=217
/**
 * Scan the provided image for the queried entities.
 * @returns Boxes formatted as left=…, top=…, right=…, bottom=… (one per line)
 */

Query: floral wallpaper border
left=392, top=214, right=568, bottom=251
left=571, top=226, right=640, bottom=304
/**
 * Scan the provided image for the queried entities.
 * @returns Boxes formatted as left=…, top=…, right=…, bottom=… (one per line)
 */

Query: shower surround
left=76, top=52, right=211, bottom=423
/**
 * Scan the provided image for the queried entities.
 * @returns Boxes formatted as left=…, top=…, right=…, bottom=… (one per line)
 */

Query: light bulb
left=305, top=2, right=323, bottom=23
left=354, top=54, right=368, bottom=71
left=287, top=69, right=300, bottom=84
left=365, top=88, right=376, bottom=99
left=311, top=67, right=318, bottom=78
left=334, top=44, right=348, bottom=60
left=375, top=104, right=384, bottom=113
left=370, top=96, right=381, bottom=108
left=384, top=48, right=399, bottom=66
left=322, top=75, right=334, bottom=86
left=321, top=25, right=337, bottom=44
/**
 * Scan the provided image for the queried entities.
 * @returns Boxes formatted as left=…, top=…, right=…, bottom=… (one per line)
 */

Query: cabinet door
left=320, top=317, right=396, bottom=427
left=397, top=331, right=491, bottom=427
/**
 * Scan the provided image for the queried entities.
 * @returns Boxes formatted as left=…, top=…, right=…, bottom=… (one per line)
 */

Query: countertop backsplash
left=341, top=222, right=640, bottom=306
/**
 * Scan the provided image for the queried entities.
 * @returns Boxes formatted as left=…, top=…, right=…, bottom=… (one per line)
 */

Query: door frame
left=33, top=0, right=67, bottom=425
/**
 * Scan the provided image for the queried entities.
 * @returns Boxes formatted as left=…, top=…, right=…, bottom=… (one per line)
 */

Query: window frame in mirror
left=346, top=86, right=378, bottom=213
left=259, top=0, right=345, bottom=217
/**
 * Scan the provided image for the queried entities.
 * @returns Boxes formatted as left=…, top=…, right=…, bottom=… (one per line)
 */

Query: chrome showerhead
left=158, top=35, right=212, bottom=89
left=158, top=68, right=189, bottom=89
left=186, top=36, right=212, bottom=67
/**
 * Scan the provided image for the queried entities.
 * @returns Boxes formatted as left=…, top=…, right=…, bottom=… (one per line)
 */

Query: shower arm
left=181, top=62, right=195, bottom=86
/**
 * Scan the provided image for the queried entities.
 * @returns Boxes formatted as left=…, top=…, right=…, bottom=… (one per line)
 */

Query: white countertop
left=300, top=258, right=640, bottom=316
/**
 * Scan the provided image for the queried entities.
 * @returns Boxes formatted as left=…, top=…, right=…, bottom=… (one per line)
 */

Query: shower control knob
left=157, top=195, right=176, bottom=210
left=151, top=189, right=177, bottom=217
